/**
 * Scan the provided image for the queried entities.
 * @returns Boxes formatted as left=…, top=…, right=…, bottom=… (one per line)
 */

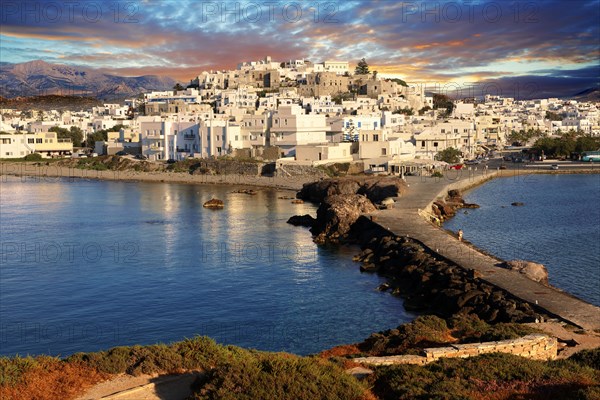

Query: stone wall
left=354, top=334, right=557, bottom=366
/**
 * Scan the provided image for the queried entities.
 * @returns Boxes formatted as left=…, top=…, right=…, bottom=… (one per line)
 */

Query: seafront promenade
left=370, top=169, right=600, bottom=332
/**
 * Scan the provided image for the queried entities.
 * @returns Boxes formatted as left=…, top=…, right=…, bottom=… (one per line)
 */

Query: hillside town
left=1, top=56, right=599, bottom=173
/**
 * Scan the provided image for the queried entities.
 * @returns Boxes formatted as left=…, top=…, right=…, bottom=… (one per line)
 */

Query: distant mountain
left=0, top=60, right=177, bottom=100
left=571, top=88, right=600, bottom=101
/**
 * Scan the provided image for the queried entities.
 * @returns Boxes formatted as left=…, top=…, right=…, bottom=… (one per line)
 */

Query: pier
left=370, top=170, right=600, bottom=332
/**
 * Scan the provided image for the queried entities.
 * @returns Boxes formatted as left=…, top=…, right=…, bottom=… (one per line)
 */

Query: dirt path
left=526, top=322, right=600, bottom=359
left=76, top=371, right=202, bottom=400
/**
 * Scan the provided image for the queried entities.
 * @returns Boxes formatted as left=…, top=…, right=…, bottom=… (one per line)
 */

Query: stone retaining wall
left=354, top=334, right=557, bottom=366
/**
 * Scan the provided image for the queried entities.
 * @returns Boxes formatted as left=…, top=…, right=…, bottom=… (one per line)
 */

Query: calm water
left=0, top=176, right=413, bottom=357
left=445, top=174, right=600, bottom=306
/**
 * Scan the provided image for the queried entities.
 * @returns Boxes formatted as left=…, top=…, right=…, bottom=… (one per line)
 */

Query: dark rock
left=297, top=177, right=407, bottom=203
left=511, top=202, right=525, bottom=206
left=203, top=198, right=224, bottom=208
left=286, top=214, right=316, bottom=227
left=448, top=189, right=462, bottom=198
left=457, top=290, right=485, bottom=308
left=360, top=263, right=379, bottom=273
left=377, top=283, right=391, bottom=292
left=312, top=194, right=377, bottom=244
left=232, top=188, right=258, bottom=195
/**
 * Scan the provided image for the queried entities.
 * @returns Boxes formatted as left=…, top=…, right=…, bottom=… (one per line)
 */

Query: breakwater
left=369, top=172, right=600, bottom=331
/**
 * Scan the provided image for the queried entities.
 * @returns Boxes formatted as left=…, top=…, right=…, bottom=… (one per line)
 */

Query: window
left=454, top=129, right=458, bottom=133
left=373, top=134, right=379, bottom=141
left=441, top=129, right=445, bottom=133
left=381, top=148, right=387, bottom=156
left=421, top=141, right=425, bottom=147
left=1, top=138, right=10, bottom=144
left=36, top=138, right=43, bottom=144
left=28, top=138, right=34, bottom=144
left=357, top=122, right=362, bottom=128
left=374, top=122, right=378, bottom=128
left=235, top=136, right=239, bottom=141
left=434, top=142, right=439, bottom=147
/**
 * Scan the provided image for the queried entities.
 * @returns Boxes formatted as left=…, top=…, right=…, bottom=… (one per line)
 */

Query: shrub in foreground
left=370, top=352, right=600, bottom=400
left=192, top=352, right=369, bottom=400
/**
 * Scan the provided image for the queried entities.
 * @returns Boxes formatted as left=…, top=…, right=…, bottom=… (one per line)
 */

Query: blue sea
left=444, top=174, right=600, bottom=306
left=0, top=176, right=413, bottom=357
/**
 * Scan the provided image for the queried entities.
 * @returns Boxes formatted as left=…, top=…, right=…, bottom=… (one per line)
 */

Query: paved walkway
left=370, top=170, right=600, bottom=332
left=77, top=372, right=202, bottom=400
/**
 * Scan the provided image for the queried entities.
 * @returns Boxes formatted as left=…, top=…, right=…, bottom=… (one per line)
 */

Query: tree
left=575, top=136, right=600, bottom=153
left=173, top=83, right=185, bottom=92
left=545, top=111, right=563, bottom=121
left=355, top=58, right=369, bottom=75
left=49, top=126, right=83, bottom=147
left=435, top=147, right=462, bottom=164
left=418, top=106, right=432, bottom=115
left=372, top=70, right=378, bottom=79
left=433, top=94, right=455, bottom=116
left=389, top=78, right=408, bottom=87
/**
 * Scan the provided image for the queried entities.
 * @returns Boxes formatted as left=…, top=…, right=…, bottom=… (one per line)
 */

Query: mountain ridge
left=0, top=60, right=177, bottom=100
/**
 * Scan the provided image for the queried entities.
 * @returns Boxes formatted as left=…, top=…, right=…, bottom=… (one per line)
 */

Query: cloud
left=0, top=0, right=598, bottom=97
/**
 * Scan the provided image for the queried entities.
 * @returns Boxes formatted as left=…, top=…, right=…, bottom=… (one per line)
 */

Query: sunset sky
left=1, top=0, right=599, bottom=98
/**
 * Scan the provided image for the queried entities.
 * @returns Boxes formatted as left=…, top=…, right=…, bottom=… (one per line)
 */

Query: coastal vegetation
left=369, top=351, right=599, bottom=400
left=0, top=337, right=369, bottom=400
left=532, top=133, right=600, bottom=158
left=1, top=326, right=598, bottom=400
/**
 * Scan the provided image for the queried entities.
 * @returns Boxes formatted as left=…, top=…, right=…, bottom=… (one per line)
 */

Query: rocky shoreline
left=289, top=178, right=549, bottom=324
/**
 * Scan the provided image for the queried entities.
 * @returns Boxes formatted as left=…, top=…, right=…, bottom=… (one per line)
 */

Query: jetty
left=370, top=170, right=600, bottom=332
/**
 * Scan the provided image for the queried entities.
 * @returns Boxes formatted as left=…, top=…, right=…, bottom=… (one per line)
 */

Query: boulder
left=504, top=260, right=549, bottom=285
left=311, top=194, right=377, bottom=244
left=297, top=177, right=407, bottom=203
left=203, top=198, right=224, bottom=209
left=511, top=202, right=525, bottom=206
left=286, top=214, right=316, bottom=227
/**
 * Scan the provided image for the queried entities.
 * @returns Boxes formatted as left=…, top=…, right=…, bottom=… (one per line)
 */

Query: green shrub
left=569, top=348, right=600, bottom=370
left=449, top=314, right=540, bottom=343
left=192, top=352, right=367, bottom=400
left=0, top=355, right=60, bottom=386
left=370, top=352, right=600, bottom=400
left=359, top=315, right=452, bottom=356
left=431, top=171, right=444, bottom=178
left=23, top=153, right=43, bottom=161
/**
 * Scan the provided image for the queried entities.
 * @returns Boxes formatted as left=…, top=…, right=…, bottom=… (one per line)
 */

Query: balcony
left=148, top=146, right=164, bottom=152
left=183, top=134, right=196, bottom=140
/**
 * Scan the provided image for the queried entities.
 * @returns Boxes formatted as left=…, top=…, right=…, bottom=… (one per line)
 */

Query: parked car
left=115, top=151, right=127, bottom=156
left=166, top=158, right=177, bottom=164
left=551, top=164, right=559, bottom=170
left=449, top=164, right=463, bottom=170
left=135, top=154, right=148, bottom=160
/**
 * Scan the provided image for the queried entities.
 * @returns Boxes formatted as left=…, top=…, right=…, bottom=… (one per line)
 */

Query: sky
left=1, top=0, right=599, bottom=98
